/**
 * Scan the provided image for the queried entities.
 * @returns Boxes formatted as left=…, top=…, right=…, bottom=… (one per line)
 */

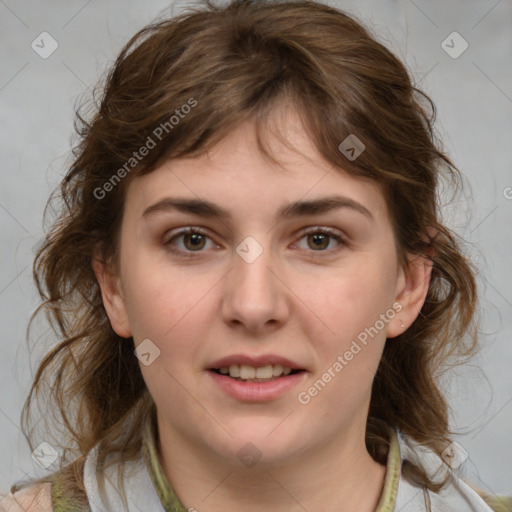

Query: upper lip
left=209, top=354, right=305, bottom=370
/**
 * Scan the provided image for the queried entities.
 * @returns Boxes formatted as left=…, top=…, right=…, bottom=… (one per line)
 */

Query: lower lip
left=208, top=370, right=307, bottom=402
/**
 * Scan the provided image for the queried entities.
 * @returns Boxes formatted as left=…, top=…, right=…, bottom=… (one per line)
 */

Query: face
left=95, top=106, right=431, bottom=468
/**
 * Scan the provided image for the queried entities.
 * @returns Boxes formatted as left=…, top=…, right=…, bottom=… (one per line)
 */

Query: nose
left=221, top=235, right=290, bottom=335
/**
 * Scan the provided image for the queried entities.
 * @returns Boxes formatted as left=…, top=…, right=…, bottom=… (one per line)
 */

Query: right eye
left=163, top=227, right=217, bottom=257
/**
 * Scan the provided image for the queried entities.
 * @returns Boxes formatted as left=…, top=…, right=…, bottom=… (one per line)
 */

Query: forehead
left=124, top=109, right=390, bottom=225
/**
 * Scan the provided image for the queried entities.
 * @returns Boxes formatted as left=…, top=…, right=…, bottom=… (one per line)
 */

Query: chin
left=228, top=416, right=292, bottom=440
left=218, top=442, right=300, bottom=470
left=220, top=424, right=305, bottom=465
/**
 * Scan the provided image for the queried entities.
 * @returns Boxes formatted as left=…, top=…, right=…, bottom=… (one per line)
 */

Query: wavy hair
left=17, top=0, right=478, bottom=497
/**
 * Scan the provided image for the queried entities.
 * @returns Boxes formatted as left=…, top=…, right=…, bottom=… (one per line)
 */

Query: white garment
left=394, top=429, right=495, bottom=512
left=83, top=448, right=165, bottom=512
left=0, top=426, right=498, bottom=511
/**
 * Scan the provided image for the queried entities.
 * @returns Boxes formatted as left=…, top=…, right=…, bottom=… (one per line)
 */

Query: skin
left=94, top=105, right=433, bottom=512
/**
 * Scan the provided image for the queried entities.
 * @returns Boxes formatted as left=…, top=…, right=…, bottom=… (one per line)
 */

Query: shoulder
left=446, top=476, right=512, bottom=512
left=393, top=427, right=512, bottom=511
left=0, top=482, right=53, bottom=512
left=465, top=481, right=512, bottom=512
left=1, top=456, right=91, bottom=512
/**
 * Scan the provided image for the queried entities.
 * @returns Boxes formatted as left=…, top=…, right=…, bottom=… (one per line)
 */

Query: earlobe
left=386, top=253, right=433, bottom=339
left=92, top=256, right=132, bottom=338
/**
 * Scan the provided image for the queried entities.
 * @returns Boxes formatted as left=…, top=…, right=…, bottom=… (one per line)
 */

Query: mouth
left=209, top=364, right=305, bottom=383
left=208, top=365, right=307, bottom=402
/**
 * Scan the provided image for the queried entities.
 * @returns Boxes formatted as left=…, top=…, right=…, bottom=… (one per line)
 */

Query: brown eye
left=164, top=227, right=215, bottom=257
left=182, top=232, right=207, bottom=251
left=307, top=232, right=330, bottom=250
left=295, top=228, right=346, bottom=254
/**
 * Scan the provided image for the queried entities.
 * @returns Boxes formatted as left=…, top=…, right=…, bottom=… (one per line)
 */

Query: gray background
left=1, top=0, right=511, bottom=499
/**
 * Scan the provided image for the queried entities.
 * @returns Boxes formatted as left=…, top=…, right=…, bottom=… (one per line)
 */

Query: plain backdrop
left=1, top=0, right=511, bottom=499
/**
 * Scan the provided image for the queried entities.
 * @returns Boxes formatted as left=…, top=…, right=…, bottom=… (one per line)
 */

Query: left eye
left=295, top=228, right=345, bottom=252
left=163, top=227, right=345, bottom=256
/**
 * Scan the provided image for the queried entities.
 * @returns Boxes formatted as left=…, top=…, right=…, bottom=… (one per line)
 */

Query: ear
left=92, top=252, right=132, bottom=338
left=386, top=235, right=435, bottom=339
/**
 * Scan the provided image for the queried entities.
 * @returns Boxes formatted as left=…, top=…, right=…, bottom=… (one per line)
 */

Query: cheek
left=297, top=265, right=391, bottom=418
left=296, top=258, right=395, bottom=411
left=301, top=255, right=396, bottom=344
left=121, top=258, right=215, bottom=356
left=124, top=268, right=210, bottom=404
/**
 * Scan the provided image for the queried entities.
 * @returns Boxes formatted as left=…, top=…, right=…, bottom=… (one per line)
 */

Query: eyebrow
left=141, top=195, right=374, bottom=222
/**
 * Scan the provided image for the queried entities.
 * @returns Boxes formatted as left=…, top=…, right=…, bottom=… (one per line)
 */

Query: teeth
left=255, top=365, right=273, bottom=378
left=218, top=364, right=296, bottom=380
left=240, top=365, right=256, bottom=379
left=229, top=364, right=240, bottom=378
left=272, top=364, right=283, bottom=377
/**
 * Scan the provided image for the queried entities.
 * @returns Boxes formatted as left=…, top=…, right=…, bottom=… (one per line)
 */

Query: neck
left=155, top=416, right=388, bottom=512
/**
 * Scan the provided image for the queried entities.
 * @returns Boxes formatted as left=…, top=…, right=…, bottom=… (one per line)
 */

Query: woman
left=1, top=0, right=510, bottom=510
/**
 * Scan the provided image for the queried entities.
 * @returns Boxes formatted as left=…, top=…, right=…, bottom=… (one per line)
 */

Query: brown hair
left=18, top=0, right=478, bottom=498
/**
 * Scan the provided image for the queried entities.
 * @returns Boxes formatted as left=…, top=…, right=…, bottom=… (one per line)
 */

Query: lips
left=208, top=353, right=305, bottom=371
left=208, top=358, right=308, bottom=402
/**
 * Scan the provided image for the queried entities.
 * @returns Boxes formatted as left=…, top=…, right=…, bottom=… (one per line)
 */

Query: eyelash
left=163, top=226, right=347, bottom=258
